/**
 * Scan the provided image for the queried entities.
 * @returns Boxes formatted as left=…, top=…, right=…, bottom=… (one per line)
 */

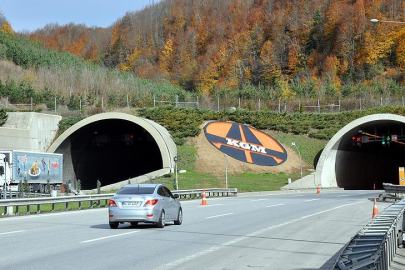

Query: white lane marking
left=305, top=199, right=320, bottom=202
left=81, top=231, right=139, bottom=243
left=337, top=195, right=348, bottom=197
left=251, top=199, right=268, bottom=202
left=206, top=213, right=233, bottom=219
left=0, top=208, right=106, bottom=222
left=295, top=195, right=304, bottom=197
left=198, top=204, right=223, bottom=207
left=0, top=230, right=26, bottom=236
left=157, top=200, right=365, bottom=270
left=266, top=204, right=284, bottom=208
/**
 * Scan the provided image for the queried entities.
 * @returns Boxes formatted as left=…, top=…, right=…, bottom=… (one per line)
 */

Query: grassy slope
left=146, top=133, right=327, bottom=192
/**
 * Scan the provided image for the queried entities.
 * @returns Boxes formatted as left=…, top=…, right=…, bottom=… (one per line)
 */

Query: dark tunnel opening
left=336, top=120, right=405, bottom=189
left=69, top=119, right=162, bottom=190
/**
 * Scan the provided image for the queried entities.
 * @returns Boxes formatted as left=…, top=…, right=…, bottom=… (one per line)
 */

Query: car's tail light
left=109, top=200, right=117, bottom=207
left=144, top=199, right=158, bottom=207
left=146, top=214, right=154, bottom=217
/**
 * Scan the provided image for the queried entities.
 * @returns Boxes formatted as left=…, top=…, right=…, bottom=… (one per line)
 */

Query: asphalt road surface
left=0, top=190, right=391, bottom=270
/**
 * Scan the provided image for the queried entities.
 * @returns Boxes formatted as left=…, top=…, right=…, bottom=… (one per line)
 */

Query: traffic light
left=382, top=135, right=386, bottom=145
left=386, top=135, right=391, bottom=146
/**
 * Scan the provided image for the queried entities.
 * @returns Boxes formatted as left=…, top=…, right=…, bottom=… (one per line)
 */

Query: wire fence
left=2, top=95, right=405, bottom=116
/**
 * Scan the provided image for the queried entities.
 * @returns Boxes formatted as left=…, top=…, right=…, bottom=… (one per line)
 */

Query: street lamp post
left=174, top=156, right=178, bottom=190
left=291, top=142, right=303, bottom=179
left=224, top=154, right=228, bottom=189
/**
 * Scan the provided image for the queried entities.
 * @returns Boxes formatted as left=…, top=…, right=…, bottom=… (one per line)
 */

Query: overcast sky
left=1, top=0, right=159, bottom=32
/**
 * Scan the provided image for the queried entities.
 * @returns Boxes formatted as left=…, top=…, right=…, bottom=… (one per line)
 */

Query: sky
left=0, top=0, right=159, bottom=32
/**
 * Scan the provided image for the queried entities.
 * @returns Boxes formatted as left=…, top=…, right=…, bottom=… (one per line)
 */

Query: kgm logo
left=204, top=121, right=287, bottom=166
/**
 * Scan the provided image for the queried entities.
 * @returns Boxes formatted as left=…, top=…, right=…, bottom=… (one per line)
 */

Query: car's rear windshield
left=117, top=186, right=155, bottom=195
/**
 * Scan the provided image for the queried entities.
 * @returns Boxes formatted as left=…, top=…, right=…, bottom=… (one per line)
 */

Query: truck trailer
left=0, top=150, right=63, bottom=193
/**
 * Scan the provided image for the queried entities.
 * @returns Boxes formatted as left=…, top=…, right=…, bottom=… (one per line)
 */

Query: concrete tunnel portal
left=48, top=113, right=176, bottom=190
left=317, top=114, right=405, bottom=190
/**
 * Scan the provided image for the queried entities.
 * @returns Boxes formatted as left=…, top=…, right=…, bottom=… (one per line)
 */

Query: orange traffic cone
left=316, top=184, right=321, bottom=194
left=201, top=189, right=208, bottom=205
left=372, top=198, right=378, bottom=218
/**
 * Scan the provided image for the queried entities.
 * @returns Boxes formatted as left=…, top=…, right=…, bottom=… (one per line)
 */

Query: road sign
left=392, top=135, right=398, bottom=141
left=399, top=167, right=405, bottom=186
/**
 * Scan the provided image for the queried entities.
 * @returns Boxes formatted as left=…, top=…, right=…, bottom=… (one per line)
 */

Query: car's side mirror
left=174, top=194, right=179, bottom=199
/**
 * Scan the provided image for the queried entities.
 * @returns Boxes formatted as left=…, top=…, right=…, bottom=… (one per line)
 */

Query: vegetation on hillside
left=0, top=109, right=7, bottom=126
left=138, top=106, right=405, bottom=144
left=0, top=28, right=192, bottom=107
left=21, top=0, right=405, bottom=100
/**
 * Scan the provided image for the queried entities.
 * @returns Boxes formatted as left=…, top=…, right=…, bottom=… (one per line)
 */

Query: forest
left=3, top=0, right=405, bottom=103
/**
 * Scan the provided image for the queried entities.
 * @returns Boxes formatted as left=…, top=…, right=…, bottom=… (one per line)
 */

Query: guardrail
left=0, top=194, right=113, bottom=215
left=333, top=199, right=405, bottom=269
left=380, top=183, right=405, bottom=201
left=174, top=188, right=238, bottom=199
left=0, top=188, right=238, bottom=215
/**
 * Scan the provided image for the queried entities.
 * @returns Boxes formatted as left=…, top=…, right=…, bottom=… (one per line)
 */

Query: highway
left=0, top=190, right=390, bottom=270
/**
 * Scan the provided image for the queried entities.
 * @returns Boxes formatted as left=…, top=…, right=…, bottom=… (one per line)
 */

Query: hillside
left=21, top=0, right=405, bottom=100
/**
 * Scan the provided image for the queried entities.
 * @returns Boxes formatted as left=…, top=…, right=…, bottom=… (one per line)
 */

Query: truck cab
left=0, top=153, right=11, bottom=191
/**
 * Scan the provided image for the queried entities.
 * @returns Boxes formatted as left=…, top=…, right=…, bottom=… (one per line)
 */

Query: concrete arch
left=48, top=112, right=176, bottom=190
left=317, top=113, right=405, bottom=189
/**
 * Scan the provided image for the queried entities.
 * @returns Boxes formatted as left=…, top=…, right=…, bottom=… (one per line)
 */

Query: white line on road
left=0, top=208, right=106, bottom=222
left=305, top=199, right=320, bottom=202
left=206, top=213, right=233, bottom=219
left=157, top=200, right=366, bottom=270
left=337, top=195, right=348, bottom=197
left=0, top=230, right=26, bottom=236
left=266, top=204, right=284, bottom=208
left=198, top=204, right=223, bottom=207
left=81, top=231, right=139, bottom=243
left=251, top=199, right=268, bottom=202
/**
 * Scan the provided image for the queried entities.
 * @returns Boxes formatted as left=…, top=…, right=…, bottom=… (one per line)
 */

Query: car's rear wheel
left=156, top=210, right=165, bottom=228
left=130, top=222, right=138, bottom=226
left=109, top=222, right=119, bottom=229
left=174, top=208, right=182, bottom=225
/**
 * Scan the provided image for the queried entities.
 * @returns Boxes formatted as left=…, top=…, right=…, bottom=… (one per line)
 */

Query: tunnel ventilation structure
left=317, top=114, right=405, bottom=190
left=48, top=113, right=176, bottom=190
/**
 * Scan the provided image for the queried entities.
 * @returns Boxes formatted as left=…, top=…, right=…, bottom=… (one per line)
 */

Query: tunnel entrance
left=336, top=120, right=405, bottom=189
left=69, top=119, right=162, bottom=190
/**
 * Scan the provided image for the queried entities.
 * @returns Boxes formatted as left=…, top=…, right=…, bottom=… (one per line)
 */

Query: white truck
left=0, top=150, right=63, bottom=193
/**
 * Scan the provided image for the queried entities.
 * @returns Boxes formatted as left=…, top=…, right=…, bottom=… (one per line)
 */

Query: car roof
left=122, top=184, right=161, bottom=188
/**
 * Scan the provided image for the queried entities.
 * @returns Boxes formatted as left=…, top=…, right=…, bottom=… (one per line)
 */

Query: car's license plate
left=123, top=202, right=140, bottom=207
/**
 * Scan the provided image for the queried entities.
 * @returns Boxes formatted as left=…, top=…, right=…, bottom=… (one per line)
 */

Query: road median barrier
left=333, top=199, right=405, bottom=269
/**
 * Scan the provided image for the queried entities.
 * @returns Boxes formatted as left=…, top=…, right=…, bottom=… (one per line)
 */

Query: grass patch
left=144, top=170, right=300, bottom=192
left=228, top=172, right=301, bottom=192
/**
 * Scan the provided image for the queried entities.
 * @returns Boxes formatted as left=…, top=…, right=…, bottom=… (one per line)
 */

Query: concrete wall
left=0, top=112, right=61, bottom=151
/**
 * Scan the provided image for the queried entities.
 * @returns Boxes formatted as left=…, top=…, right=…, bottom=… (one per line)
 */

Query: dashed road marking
left=0, top=230, right=26, bottom=236
left=305, top=199, right=320, bottom=202
left=266, top=204, right=284, bottom=208
left=206, top=213, right=234, bottom=219
left=81, top=231, right=139, bottom=243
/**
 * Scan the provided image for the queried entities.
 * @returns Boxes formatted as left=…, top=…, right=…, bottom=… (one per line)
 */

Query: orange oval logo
left=204, top=121, right=287, bottom=166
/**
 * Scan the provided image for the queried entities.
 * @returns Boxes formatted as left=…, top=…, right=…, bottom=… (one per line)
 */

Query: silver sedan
left=108, top=184, right=182, bottom=229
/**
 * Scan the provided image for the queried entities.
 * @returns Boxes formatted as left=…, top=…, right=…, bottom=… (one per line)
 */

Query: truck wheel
left=109, top=222, right=119, bottom=229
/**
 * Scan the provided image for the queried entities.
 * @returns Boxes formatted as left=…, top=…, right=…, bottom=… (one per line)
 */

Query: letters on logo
left=204, top=121, right=287, bottom=166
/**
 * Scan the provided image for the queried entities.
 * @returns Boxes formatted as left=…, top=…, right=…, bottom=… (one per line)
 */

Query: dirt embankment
left=192, top=124, right=308, bottom=176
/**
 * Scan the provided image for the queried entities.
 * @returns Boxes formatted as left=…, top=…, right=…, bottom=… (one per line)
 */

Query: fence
left=2, top=95, right=405, bottom=116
